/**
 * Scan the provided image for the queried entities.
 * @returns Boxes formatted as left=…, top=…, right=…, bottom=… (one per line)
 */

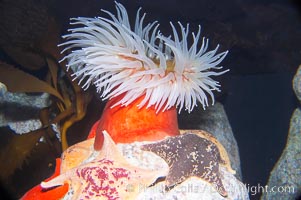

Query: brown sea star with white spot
left=141, top=131, right=228, bottom=197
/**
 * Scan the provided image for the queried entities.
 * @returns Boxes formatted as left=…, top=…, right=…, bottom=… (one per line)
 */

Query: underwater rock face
left=262, top=108, right=301, bottom=200
left=178, top=102, right=242, bottom=179
left=293, top=65, right=301, bottom=103
left=262, top=67, right=301, bottom=200
left=0, top=92, right=50, bottom=132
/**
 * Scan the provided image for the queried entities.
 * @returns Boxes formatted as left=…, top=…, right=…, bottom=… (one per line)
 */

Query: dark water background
left=224, top=73, right=298, bottom=199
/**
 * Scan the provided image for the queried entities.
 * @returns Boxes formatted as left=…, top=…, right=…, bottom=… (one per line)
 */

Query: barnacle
left=61, top=2, right=228, bottom=113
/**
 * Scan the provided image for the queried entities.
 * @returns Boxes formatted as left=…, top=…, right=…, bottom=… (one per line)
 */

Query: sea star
left=41, top=131, right=164, bottom=200
left=141, top=131, right=231, bottom=197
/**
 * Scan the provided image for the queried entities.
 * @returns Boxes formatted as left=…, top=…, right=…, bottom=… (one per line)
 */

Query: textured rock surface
left=261, top=66, right=301, bottom=200
left=261, top=108, right=301, bottom=200
left=293, top=65, right=301, bottom=103
left=0, top=92, right=49, bottom=132
left=178, top=102, right=242, bottom=179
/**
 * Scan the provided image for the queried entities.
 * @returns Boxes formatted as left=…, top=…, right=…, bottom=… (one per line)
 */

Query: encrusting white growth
left=60, top=2, right=229, bottom=113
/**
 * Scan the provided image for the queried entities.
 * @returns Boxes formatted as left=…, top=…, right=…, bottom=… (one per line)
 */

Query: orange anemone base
left=91, top=94, right=180, bottom=149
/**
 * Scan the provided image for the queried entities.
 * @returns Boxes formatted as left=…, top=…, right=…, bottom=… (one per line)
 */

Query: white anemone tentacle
left=60, top=2, right=229, bottom=113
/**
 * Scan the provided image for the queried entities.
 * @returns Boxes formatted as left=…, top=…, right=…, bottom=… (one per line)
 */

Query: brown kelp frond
left=0, top=128, right=45, bottom=181
left=46, top=58, right=59, bottom=91
left=0, top=62, right=64, bottom=102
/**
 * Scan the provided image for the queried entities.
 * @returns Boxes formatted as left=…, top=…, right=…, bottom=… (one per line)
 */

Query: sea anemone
left=60, top=2, right=228, bottom=114
left=21, top=3, right=231, bottom=199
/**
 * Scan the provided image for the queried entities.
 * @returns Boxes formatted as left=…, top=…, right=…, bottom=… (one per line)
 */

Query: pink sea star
left=41, top=131, right=164, bottom=200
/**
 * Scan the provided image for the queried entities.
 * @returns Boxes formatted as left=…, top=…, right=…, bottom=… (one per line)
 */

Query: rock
left=8, top=119, right=42, bottom=134
left=261, top=108, right=301, bottom=200
left=178, top=102, right=242, bottom=180
left=0, top=92, right=50, bottom=133
left=261, top=66, right=301, bottom=200
left=293, top=65, right=301, bottom=103
left=0, top=82, right=7, bottom=97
